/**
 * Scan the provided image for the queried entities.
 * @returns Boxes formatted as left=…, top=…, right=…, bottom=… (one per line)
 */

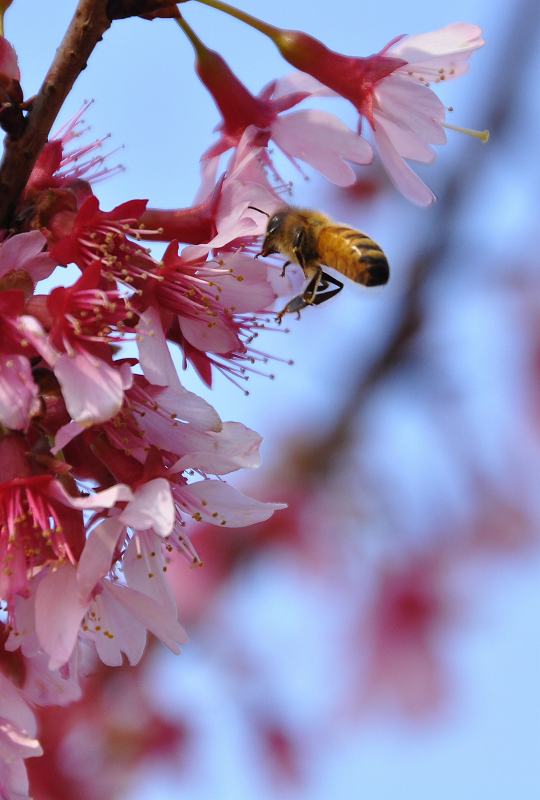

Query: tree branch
left=0, top=0, right=112, bottom=227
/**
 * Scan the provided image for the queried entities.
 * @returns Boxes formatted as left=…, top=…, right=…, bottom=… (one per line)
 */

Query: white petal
left=181, top=480, right=286, bottom=527
left=273, top=110, right=372, bottom=186
left=120, top=478, right=175, bottom=537
left=55, top=350, right=125, bottom=425
left=137, top=306, right=181, bottom=388
left=270, top=70, right=336, bottom=100
left=372, top=117, right=436, bottom=206
left=391, top=23, right=484, bottom=82
left=35, top=565, right=87, bottom=670
left=77, top=518, right=125, bottom=599
left=171, top=421, right=262, bottom=475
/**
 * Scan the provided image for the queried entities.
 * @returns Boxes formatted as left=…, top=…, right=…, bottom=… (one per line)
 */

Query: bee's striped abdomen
left=319, top=226, right=389, bottom=287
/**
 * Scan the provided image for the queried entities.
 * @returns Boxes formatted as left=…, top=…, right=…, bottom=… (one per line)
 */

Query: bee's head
left=259, top=209, right=288, bottom=257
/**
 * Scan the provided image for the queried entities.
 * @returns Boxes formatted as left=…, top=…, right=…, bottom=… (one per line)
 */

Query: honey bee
left=251, top=206, right=389, bottom=320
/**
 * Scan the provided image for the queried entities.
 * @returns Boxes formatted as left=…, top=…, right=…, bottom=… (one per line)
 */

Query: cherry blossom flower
left=26, top=100, right=121, bottom=197
left=22, top=264, right=136, bottom=427
left=199, top=4, right=485, bottom=204
left=141, top=132, right=283, bottom=249
left=0, top=434, right=132, bottom=598
left=177, top=15, right=372, bottom=186
left=0, top=230, right=55, bottom=286
left=272, top=23, right=485, bottom=204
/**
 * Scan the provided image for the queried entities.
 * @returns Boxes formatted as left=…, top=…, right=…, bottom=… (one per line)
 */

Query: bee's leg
left=275, top=269, right=323, bottom=323
left=312, top=286, right=342, bottom=305
left=280, top=260, right=291, bottom=278
left=302, top=268, right=323, bottom=303
left=312, top=272, right=344, bottom=307
left=275, top=294, right=310, bottom=323
left=319, top=271, right=343, bottom=290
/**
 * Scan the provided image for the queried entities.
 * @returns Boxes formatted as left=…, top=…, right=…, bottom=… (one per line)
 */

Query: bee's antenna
left=248, top=205, right=270, bottom=217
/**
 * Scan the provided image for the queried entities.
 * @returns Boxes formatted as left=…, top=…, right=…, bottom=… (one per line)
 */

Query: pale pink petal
left=194, top=152, right=222, bottom=204
left=179, top=313, right=241, bottom=354
left=151, top=384, right=222, bottom=432
left=0, top=721, right=42, bottom=763
left=52, top=420, right=85, bottom=453
left=373, top=114, right=438, bottom=163
left=0, top=674, right=38, bottom=740
left=5, top=590, right=41, bottom=658
left=123, top=532, right=176, bottom=612
left=171, top=421, right=262, bottom=475
left=391, top=23, right=484, bottom=81
left=271, top=71, right=335, bottom=100
left=77, top=518, right=125, bottom=599
left=54, top=350, right=125, bottom=425
left=374, top=75, right=446, bottom=145
left=119, top=361, right=133, bottom=390
left=83, top=583, right=148, bottom=667
left=35, top=565, right=88, bottom=670
left=210, top=253, right=276, bottom=313
left=0, top=230, right=55, bottom=281
left=208, top=134, right=282, bottom=248
left=22, top=650, right=82, bottom=707
left=0, top=37, right=20, bottom=81
left=137, top=306, right=180, bottom=387
left=0, top=354, right=40, bottom=430
left=0, top=759, right=33, bottom=800
left=120, top=478, right=175, bottom=537
left=179, top=480, right=286, bottom=527
left=272, top=110, right=373, bottom=186
left=18, top=315, right=57, bottom=364
left=372, top=115, right=436, bottom=206
left=103, top=581, right=187, bottom=656
left=48, top=480, right=133, bottom=510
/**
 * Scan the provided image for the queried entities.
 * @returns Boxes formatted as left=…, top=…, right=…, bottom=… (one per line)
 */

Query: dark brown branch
left=0, top=0, right=112, bottom=227
left=108, top=0, right=179, bottom=19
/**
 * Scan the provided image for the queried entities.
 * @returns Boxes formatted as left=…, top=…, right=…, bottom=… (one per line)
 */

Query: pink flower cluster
left=0, top=8, right=485, bottom=796
left=181, top=11, right=485, bottom=204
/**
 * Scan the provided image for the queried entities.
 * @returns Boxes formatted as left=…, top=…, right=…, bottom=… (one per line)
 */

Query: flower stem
left=176, top=14, right=207, bottom=55
left=0, top=1, right=13, bottom=38
left=189, top=0, right=280, bottom=39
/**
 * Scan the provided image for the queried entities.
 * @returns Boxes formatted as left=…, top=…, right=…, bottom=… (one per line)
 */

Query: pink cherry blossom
left=0, top=435, right=132, bottom=598
left=271, top=23, right=484, bottom=204
left=18, top=297, right=134, bottom=428
left=370, top=24, right=485, bottom=204
left=181, top=19, right=372, bottom=187
left=0, top=231, right=55, bottom=284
